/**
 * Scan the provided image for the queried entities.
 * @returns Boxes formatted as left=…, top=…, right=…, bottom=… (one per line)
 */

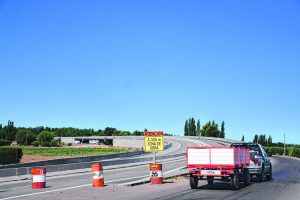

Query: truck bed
left=187, top=146, right=250, bottom=173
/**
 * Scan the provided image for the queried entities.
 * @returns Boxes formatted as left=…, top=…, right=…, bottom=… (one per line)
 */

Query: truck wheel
left=266, top=165, right=272, bottom=181
left=231, top=169, right=239, bottom=190
left=257, top=166, right=266, bottom=182
left=207, top=177, right=214, bottom=185
left=190, top=174, right=198, bottom=189
left=244, top=168, right=250, bottom=186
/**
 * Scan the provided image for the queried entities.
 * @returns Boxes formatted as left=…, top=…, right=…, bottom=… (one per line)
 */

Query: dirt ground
left=20, top=155, right=73, bottom=163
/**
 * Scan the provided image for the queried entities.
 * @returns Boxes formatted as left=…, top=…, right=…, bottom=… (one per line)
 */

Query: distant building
left=10, top=141, right=17, bottom=146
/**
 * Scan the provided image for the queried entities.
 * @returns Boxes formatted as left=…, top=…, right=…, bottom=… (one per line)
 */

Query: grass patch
left=20, top=146, right=131, bottom=157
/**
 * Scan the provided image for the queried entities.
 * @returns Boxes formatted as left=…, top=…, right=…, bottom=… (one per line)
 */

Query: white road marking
left=0, top=175, right=146, bottom=200
left=13, top=182, right=53, bottom=190
left=0, top=184, right=92, bottom=200
left=163, top=166, right=187, bottom=175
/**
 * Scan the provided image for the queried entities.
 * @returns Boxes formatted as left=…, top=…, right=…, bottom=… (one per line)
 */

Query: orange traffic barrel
left=31, top=168, right=46, bottom=189
left=150, top=164, right=163, bottom=184
left=92, top=163, right=104, bottom=187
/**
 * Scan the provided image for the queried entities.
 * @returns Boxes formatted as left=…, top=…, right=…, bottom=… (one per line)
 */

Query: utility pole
left=283, top=133, right=286, bottom=156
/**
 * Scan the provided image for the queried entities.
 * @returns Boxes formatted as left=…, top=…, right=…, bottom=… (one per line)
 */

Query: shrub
left=265, top=147, right=300, bottom=158
left=0, top=140, right=11, bottom=146
left=265, top=147, right=284, bottom=156
left=49, top=140, right=59, bottom=147
left=32, top=141, right=40, bottom=147
left=36, top=131, right=55, bottom=147
left=287, top=147, right=300, bottom=158
left=0, top=147, right=23, bottom=164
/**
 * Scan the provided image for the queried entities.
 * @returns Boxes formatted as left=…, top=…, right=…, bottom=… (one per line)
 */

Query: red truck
left=186, top=146, right=250, bottom=190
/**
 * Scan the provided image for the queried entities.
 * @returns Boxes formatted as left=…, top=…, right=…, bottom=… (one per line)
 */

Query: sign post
left=144, top=131, right=164, bottom=184
left=144, top=131, right=164, bottom=164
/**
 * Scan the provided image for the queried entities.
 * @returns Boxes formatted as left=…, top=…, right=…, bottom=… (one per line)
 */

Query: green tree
left=133, top=130, right=143, bottom=136
left=219, top=121, right=225, bottom=138
left=103, top=127, right=117, bottom=136
left=188, top=118, right=196, bottom=136
left=28, top=126, right=45, bottom=136
left=36, top=131, right=55, bottom=147
left=95, top=129, right=104, bottom=136
left=267, top=135, right=273, bottom=146
left=201, top=121, right=220, bottom=137
left=258, top=134, right=266, bottom=146
left=201, top=121, right=211, bottom=137
left=241, top=135, right=245, bottom=142
left=121, top=131, right=131, bottom=136
left=253, top=134, right=259, bottom=143
left=16, top=130, right=35, bottom=145
left=196, top=120, right=201, bottom=136
left=5, top=120, right=17, bottom=141
left=184, top=120, right=189, bottom=136
left=0, top=124, right=5, bottom=140
left=209, top=121, right=220, bottom=137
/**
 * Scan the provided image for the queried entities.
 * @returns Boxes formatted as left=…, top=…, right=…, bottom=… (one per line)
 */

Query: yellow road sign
left=144, top=131, right=164, bottom=152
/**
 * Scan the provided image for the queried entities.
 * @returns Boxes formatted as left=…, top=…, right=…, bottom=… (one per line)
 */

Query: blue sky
left=0, top=0, right=300, bottom=143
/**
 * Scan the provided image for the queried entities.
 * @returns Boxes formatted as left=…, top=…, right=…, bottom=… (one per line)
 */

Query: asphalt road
left=2, top=138, right=298, bottom=200
left=1, top=156, right=299, bottom=200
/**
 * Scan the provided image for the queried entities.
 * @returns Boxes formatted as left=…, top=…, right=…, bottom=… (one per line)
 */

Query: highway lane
left=0, top=137, right=203, bottom=200
left=1, top=156, right=299, bottom=200
left=146, top=156, right=300, bottom=200
left=0, top=157, right=186, bottom=199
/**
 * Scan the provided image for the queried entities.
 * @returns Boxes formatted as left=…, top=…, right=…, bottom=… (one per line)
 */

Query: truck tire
left=266, top=165, right=272, bottom=181
left=207, top=177, right=214, bottom=185
left=231, top=169, right=239, bottom=190
left=190, top=174, right=198, bottom=189
left=257, top=166, right=266, bottom=182
left=244, top=168, right=250, bottom=186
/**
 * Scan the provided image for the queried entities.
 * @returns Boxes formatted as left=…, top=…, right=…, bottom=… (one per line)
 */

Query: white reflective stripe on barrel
left=32, top=175, right=46, bottom=182
left=150, top=170, right=162, bottom=178
left=93, top=170, right=104, bottom=179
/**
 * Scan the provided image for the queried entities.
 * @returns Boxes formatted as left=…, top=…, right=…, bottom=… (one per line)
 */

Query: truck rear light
left=254, top=158, right=259, bottom=166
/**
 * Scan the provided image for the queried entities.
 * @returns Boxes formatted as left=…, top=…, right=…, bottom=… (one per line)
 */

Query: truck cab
left=230, top=143, right=272, bottom=181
